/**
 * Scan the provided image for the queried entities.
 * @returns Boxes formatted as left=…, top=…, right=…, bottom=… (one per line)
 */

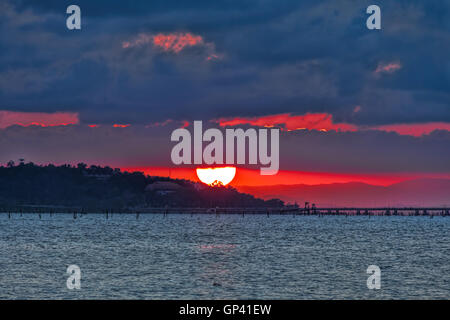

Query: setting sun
left=196, top=167, right=237, bottom=186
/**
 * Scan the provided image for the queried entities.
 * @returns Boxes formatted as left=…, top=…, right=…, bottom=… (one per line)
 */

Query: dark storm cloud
left=0, top=124, right=174, bottom=167
left=280, top=129, right=450, bottom=173
left=0, top=0, right=449, bottom=125
left=0, top=124, right=448, bottom=174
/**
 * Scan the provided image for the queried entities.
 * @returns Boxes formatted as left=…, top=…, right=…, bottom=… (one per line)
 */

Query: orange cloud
left=215, top=112, right=450, bottom=137
left=153, top=33, right=203, bottom=53
left=122, top=32, right=204, bottom=53
left=113, top=124, right=130, bottom=128
left=215, top=113, right=357, bottom=132
left=0, top=110, right=79, bottom=129
left=372, top=122, right=450, bottom=137
left=375, top=62, right=402, bottom=74
left=122, top=32, right=222, bottom=61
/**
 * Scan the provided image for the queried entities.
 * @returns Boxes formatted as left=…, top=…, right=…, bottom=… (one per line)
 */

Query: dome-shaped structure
left=145, top=181, right=182, bottom=195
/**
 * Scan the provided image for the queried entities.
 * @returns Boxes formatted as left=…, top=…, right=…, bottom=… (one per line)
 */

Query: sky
left=0, top=0, right=449, bottom=186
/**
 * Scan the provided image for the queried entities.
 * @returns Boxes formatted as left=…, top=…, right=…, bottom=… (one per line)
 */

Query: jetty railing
left=0, top=206, right=449, bottom=216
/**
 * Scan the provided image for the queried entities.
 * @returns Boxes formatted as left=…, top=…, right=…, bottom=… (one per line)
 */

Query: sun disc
left=196, top=167, right=236, bottom=186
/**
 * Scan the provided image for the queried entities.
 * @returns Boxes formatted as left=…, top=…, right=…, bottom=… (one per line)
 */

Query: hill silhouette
left=237, top=179, right=450, bottom=207
left=0, top=162, right=284, bottom=211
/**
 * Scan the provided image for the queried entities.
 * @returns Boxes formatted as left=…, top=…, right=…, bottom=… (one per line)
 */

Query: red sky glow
left=215, top=113, right=357, bottom=132
left=215, top=113, right=450, bottom=136
left=121, top=166, right=450, bottom=187
left=371, top=122, right=450, bottom=137
left=0, top=110, right=79, bottom=129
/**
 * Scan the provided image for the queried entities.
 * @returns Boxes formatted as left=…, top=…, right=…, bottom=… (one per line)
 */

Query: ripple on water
left=0, top=214, right=449, bottom=299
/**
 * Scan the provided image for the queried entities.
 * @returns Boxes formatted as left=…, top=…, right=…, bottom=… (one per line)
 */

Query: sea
left=0, top=213, right=449, bottom=299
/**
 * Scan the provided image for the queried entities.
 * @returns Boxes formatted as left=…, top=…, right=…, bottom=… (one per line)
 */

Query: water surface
left=0, top=213, right=449, bottom=299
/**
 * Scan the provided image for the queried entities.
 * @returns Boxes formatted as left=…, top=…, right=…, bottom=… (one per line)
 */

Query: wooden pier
left=0, top=206, right=449, bottom=217
left=132, top=207, right=450, bottom=216
left=153, top=207, right=449, bottom=216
